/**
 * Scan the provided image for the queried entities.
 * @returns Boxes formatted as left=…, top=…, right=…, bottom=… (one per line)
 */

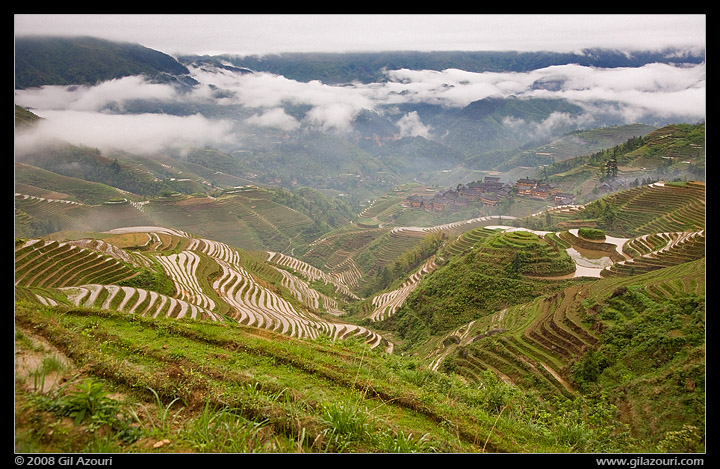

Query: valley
left=13, top=35, right=705, bottom=455
left=15, top=173, right=705, bottom=453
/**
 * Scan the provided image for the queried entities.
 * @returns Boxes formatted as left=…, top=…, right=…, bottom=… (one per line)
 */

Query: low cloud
left=396, top=111, right=432, bottom=138
left=15, top=75, right=179, bottom=112
left=245, top=108, right=299, bottom=131
left=14, top=60, right=705, bottom=156
left=503, top=111, right=596, bottom=141
left=188, top=67, right=374, bottom=131
left=376, top=62, right=705, bottom=121
left=15, top=110, right=238, bottom=155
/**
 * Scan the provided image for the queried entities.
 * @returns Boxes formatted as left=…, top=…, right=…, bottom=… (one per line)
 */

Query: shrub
left=578, top=228, right=606, bottom=240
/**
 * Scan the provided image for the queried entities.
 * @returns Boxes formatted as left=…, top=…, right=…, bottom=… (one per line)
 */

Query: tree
left=605, top=156, right=618, bottom=180
left=110, top=158, right=121, bottom=173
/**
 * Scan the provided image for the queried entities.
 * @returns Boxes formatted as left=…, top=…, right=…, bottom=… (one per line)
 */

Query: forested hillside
left=179, top=49, right=705, bottom=84
left=15, top=36, right=192, bottom=88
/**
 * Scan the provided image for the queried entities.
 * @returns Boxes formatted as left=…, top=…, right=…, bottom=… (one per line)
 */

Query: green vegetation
left=15, top=36, right=190, bottom=89
left=578, top=181, right=705, bottom=237
left=17, top=144, right=199, bottom=199
left=14, top=173, right=705, bottom=454
left=15, top=302, right=641, bottom=453
left=578, top=228, right=605, bottom=240
left=360, top=231, right=445, bottom=297
left=385, top=230, right=578, bottom=347
left=540, top=124, right=704, bottom=204
left=118, top=267, right=176, bottom=297
left=424, top=259, right=704, bottom=450
left=14, top=76, right=705, bottom=454
left=573, top=285, right=705, bottom=450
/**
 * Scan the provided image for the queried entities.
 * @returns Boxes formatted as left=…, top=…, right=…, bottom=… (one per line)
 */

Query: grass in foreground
left=15, top=301, right=639, bottom=454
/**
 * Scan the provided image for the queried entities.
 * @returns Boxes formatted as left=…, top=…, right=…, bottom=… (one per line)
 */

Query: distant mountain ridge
left=15, top=36, right=193, bottom=89
left=16, top=36, right=705, bottom=90
left=180, top=48, right=706, bottom=84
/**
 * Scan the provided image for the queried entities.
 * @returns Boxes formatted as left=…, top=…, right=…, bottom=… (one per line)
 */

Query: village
left=405, top=176, right=576, bottom=212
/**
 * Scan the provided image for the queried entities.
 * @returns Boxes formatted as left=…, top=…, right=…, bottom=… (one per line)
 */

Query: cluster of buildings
left=405, top=176, right=575, bottom=213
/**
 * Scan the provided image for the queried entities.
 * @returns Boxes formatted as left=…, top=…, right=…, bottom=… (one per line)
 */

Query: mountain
left=15, top=36, right=194, bottom=89
left=15, top=37, right=705, bottom=201
left=539, top=123, right=706, bottom=202
left=493, top=123, right=657, bottom=171
left=179, top=48, right=706, bottom=85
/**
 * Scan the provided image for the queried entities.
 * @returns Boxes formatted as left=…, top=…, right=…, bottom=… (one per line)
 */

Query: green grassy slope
left=14, top=189, right=705, bottom=453
left=15, top=297, right=642, bottom=453
left=539, top=124, right=705, bottom=202
left=14, top=116, right=705, bottom=454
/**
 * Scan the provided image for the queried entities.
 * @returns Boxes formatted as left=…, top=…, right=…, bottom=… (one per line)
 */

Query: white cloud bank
left=14, top=60, right=705, bottom=155
left=15, top=110, right=238, bottom=155
left=378, top=62, right=706, bottom=115
left=397, top=111, right=432, bottom=138
left=245, top=108, right=299, bottom=131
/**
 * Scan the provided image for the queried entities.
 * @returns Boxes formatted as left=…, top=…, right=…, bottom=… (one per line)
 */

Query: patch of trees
left=578, top=199, right=621, bottom=231
left=360, top=232, right=445, bottom=297
left=118, top=266, right=176, bottom=297
left=269, top=187, right=355, bottom=232
left=578, top=228, right=606, bottom=240
left=17, top=145, right=181, bottom=197
left=545, top=134, right=647, bottom=180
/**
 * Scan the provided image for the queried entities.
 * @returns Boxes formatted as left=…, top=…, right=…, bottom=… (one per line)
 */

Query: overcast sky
left=14, top=14, right=706, bottom=56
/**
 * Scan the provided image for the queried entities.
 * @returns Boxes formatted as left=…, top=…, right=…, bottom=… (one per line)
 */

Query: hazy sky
left=14, top=14, right=706, bottom=56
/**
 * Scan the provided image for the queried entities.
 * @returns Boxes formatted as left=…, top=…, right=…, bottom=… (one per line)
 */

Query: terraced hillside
left=392, top=182, right=705, bottom=449
left=368, top=256, right=439, bottom=323
left=14, top=238, right=142, bottom=290
left=539, top=123, right=704, bottom=202
left=140, top=188, right=321, bottom=253
left=16, top=295, right=648, bottom=453
left=578, top=181, right=705, bottom=238
left=15, top=192, right=153, bottom=238
left=426, top=258, right=704, bottom=445
left=15, top=177, right=353, bottom=255
left=300, top=215, right=513, bottom=296
left=14, top=154, right=705, bottom=455
left=604, top=229, right=705, bottom=277
left=14, top=181, right=706, bottom=453
left=15, top=226, right=387, bottom=351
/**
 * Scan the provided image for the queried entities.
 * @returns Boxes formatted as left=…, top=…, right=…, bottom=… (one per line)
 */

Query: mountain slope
left=15, top=296, right=642, bottom=453
left=540, top=123, right=705, bottom=202
left=15, top=36, right=192, bottom=89
left=424, top=259, right=704, bottom=449
left=15, top=226, right=384, bottom=349
left=181, top=48, right=705, bottom=85
left=14, top=176, right=705, bottom=452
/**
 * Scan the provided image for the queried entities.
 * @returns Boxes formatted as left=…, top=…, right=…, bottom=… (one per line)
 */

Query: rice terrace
left=14, top=17, right=705, bottom=457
